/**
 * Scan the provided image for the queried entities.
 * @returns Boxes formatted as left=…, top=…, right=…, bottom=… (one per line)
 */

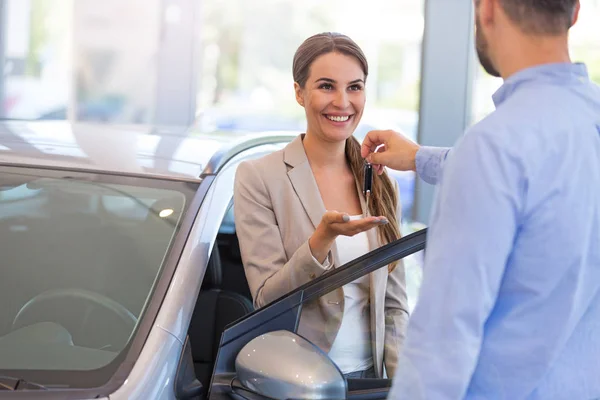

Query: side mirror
left=235, top=330, right=346, bottom=399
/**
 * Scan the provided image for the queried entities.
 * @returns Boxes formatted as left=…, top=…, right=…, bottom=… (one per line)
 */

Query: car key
left=363, top=162, right=373, bottom=218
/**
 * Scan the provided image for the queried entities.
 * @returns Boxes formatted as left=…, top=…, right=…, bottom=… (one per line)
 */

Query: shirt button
left=309, top=273, right=316, bottom=279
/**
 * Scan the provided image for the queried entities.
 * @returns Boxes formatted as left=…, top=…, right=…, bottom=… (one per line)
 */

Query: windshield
left=0, top=166, right=198, bottom=389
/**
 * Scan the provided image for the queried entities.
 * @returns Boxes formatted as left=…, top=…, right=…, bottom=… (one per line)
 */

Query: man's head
left=474, top=0, right=580, bottom=78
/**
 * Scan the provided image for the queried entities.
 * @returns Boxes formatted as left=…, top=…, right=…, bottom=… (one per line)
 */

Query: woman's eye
left=319, top=83, right=334, bottom=90
left=349, top=84, right=363, bottom=91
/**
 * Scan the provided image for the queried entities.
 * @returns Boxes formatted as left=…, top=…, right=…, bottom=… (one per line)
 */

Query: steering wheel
left=12, top=288, right=137, bottom=340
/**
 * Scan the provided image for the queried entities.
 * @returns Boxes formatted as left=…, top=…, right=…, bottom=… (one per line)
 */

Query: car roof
left=0, top=120, right=298, bottom=181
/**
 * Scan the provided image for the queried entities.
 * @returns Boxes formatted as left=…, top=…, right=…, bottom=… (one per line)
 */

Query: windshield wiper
left=0, top=375, right=47, bottom=391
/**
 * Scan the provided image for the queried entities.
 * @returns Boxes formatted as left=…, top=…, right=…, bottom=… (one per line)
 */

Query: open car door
left=207, top=228, right=427, bottom=400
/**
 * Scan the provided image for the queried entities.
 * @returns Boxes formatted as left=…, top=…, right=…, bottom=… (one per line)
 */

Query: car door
left=205, top=228, right=427, bottom=400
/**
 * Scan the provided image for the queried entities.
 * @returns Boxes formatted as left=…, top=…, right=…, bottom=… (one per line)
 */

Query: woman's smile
left=323, top=113, right=355, bottom=126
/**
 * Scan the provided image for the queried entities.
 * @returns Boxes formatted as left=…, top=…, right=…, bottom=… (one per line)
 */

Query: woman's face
left=295, top=51, right=366, bottom=143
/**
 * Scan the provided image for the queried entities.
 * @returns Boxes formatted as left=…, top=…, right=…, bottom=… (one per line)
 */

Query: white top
left=327, top=222, right=373, bottom=374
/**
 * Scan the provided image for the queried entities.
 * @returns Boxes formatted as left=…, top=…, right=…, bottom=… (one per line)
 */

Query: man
left=362, top=0, right=600, bottom=398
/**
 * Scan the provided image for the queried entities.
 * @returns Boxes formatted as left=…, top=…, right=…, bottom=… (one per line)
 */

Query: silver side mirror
left=235, top=330, right=346, bottom=399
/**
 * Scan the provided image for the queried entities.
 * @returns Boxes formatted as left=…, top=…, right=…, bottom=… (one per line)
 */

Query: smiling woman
left=233, top=32, right=409, bottom=380
left=292, top=33, right=402, bottom=267
left=294, top=50, right=366, bottom=143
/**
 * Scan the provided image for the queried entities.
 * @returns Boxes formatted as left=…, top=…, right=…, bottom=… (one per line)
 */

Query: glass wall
left=0, top=0, right=424, bottom=218
left=470, top=0, right=600, bottom=124
left=72, top=0, right=160, bottom=124
left=195, top=0, right=424, bottom=219
left=2, top=0, right=73, bottom=120
left=1, top=0, right=160, bottom=123
left=570, top=0, right=600, bottom=83
left=196, top=0, right=423, bottom=138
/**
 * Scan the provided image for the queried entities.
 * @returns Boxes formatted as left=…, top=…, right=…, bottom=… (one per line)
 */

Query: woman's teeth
left=327, top=115, right=350, bottom=122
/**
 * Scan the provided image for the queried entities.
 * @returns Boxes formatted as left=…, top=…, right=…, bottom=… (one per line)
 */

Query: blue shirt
left=389, top=63, right=600, bottom=399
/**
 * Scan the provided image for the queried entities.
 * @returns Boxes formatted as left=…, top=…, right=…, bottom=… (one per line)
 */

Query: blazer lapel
left=284, top=135, right=327, bottom=231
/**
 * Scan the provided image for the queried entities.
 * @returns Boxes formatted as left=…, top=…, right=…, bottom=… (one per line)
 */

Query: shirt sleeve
left=415, top=146, right=451, bottom=185
left=389, top=128, right=524, bottom=399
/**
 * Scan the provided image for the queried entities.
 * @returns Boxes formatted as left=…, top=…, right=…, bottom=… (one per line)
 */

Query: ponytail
left=345, top=136, right=402, bottom=271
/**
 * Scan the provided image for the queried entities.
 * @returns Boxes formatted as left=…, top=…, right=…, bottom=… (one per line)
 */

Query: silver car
left=0, top=121, right=426, bottom=399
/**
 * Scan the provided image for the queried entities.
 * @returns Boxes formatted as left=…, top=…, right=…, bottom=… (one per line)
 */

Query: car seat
left=188, top=245, right=253, bottom=389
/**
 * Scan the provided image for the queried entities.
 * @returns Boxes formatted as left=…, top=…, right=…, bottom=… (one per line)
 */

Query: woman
left=233, top=32, right=408, bottom=379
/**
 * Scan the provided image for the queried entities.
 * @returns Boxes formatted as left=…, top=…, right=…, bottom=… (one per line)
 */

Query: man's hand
left=360, top=129, right=420, bottom=174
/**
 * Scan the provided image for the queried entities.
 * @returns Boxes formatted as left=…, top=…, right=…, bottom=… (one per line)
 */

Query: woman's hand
left=308, top=211, right=388, bottom=263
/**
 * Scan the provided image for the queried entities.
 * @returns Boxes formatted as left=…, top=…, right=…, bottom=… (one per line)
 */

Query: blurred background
left=0, top=0, right=598, bottom=222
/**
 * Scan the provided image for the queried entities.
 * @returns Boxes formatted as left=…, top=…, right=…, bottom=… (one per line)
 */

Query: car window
left=215, top=200, right=253, bottom=300
left=101, top=195, right=156, bottom=221
left=218, top=200, right=236, bottom=234
left=402, top=221, right=426, bottom=312
left=0, top=166, right=198, bottom=389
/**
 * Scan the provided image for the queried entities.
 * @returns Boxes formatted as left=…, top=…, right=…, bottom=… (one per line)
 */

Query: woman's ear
left=294, top=82, right=304, bottom=107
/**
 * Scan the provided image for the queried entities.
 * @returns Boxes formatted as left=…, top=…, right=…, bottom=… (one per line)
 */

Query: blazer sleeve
left=233, top=160, right=333, bottom=308
left=383, top=176, right=410, bottom=378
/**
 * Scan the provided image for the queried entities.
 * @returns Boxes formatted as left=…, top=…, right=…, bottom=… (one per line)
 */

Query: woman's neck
left=302, top=131, right=347, bottom=171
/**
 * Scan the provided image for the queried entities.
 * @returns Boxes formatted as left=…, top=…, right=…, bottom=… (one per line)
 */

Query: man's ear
left=478, top=0, right=496, bottom=28
left=570, top=0, right=581, bottom=27
left=294, top=82, right=304, bottom=107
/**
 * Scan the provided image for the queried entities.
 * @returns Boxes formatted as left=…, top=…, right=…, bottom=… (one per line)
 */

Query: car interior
left=186, top=200, right=399, bottom=399
left=0, top=182, right=188, bottom=372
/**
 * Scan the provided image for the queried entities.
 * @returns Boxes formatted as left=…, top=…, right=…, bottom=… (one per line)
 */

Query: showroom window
left=470, top=0, right=600, bottom=124
left=195, top=0, right=425, bottom=220
left=0, top=0, right=160, bottom=123
left=195, top=0, right=424, bottom=140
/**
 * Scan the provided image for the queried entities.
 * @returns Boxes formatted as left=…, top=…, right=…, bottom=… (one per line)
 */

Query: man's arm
left=388, top=128, right=524, bottom=399
left=414, top=146, right=451, bottom=185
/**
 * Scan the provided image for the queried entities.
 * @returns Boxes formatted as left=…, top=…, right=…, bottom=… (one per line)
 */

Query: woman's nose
left=332, top=90, right=350, bottom=109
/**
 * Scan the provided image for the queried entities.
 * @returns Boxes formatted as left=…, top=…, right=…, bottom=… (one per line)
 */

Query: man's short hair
left=499, top=0, right=578, bottom=35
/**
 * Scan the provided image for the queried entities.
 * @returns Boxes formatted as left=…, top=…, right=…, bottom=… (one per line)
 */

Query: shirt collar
left=492, top=62, right=589, bottom=107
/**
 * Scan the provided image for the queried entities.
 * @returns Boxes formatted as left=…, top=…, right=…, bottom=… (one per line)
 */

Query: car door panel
left=207, top=229, right=427, bottom=399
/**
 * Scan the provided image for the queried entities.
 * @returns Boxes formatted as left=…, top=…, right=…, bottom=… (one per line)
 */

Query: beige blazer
left=233, top=134, right=409, bottom=378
